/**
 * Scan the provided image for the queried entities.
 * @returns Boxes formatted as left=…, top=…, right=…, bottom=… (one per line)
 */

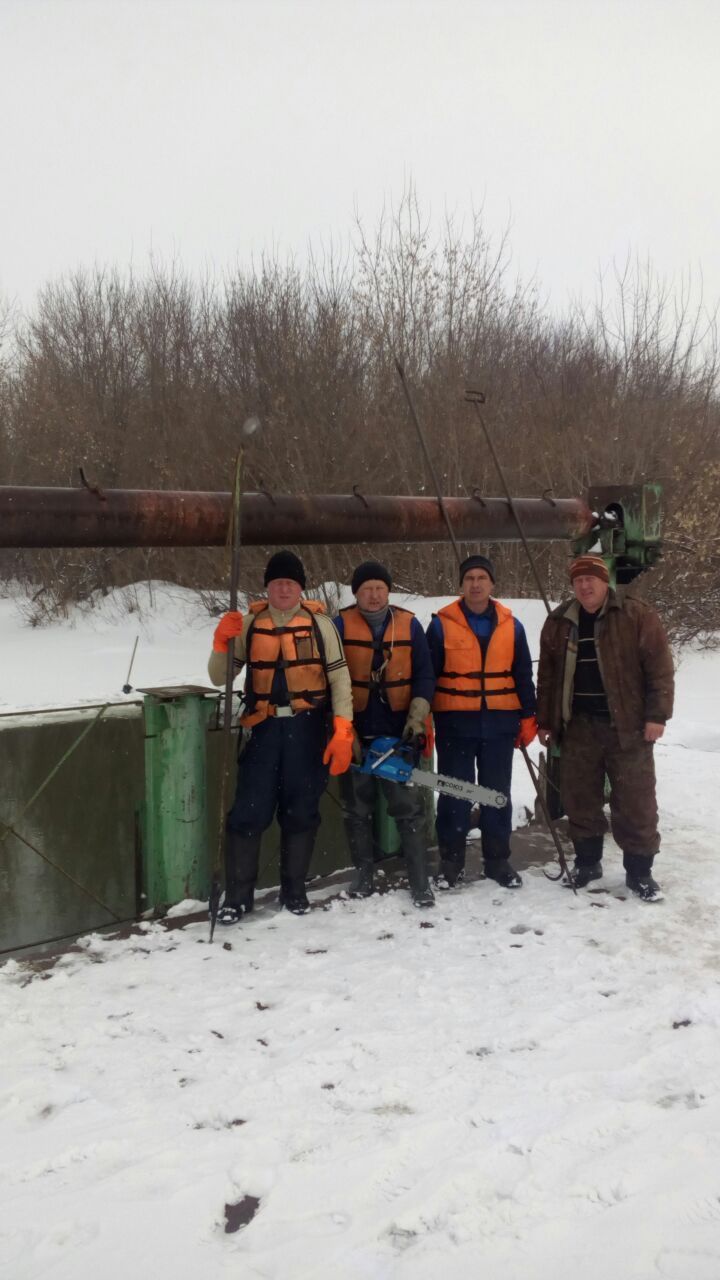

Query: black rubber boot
left=485, top=859, right=523, bottom=888
left=217, top=831, right=260, bottom=925
left=624, top=852, right=663, bottom=902
left=571, top=835, right=604, bottom=888
left=435, top=844, right=466, bottom=889
left=483, top=835, right=522, bottom=889
left=401, top=823, right=435, bottom=908
left=349, top=865, right=375, bottom=898
left=346, top=825, right=375, bottom=898
left=280, top=829, right=316, bottom=914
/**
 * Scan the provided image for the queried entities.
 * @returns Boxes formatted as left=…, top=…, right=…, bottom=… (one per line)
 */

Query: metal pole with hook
left=209, top=416, right=261, bottom=942
left=464, top=386, right=574, bottom=889
left=465, top=387, right=552, bottom=613
left=395, top=363, right=574, bottom=889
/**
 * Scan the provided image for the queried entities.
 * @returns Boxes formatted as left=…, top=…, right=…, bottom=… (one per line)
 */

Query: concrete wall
left=0, top=702, right=351, bottom=955
left=0, top=706, right=144, bottom=954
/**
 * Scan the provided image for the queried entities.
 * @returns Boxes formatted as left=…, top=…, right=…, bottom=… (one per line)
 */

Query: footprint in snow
left=224, top=1195, right=260, bottom=1234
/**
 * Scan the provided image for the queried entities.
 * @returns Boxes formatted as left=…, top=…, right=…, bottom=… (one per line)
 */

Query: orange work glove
left=514, top=715, right=538, bottom=749
left=323, top=716, right=355, bottom=776
left=422, top=714, right=435, bottom=760
left=212, top=610, right=245, bottom=653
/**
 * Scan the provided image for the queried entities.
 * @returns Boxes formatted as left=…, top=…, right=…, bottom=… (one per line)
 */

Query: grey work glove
left=401, top=696, right=431, bottom=748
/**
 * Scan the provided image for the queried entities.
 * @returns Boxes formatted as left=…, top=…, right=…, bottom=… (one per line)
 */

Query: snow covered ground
left=1, top=585, right=719, bottom=1279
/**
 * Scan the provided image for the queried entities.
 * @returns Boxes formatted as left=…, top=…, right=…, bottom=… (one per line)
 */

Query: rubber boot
left=435, top=843, right=466, bottom=889
left=571, top=835, right=604, bottom=888
left=280, top=829, right=316, bottom=914
left=483, top=835, right=522, bottom=889
left=345, top=822, right=375, bottom=898
left=217, top=831, right=260, bottom=925
left=400, top=823, right=435, bottom=907
left=624, top=852, right=663, bottom=902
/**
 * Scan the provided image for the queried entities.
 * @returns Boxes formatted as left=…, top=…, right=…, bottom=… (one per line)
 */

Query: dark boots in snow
left=346, top=824, right=375, bottom=898
left=570, top=835, right=604, bottom=888
left=624, top=852, right=664, bottom=902
left=485, top=859, right=523, bottom=889
left=435, top=843, right=466, bottom=890
left=400, top=822, right=435, bottom=908
left=483, top=836, right=522, bottom=889
left=436, top=860, right=465, bottom=889
left=217, top=831, right=261, bottom=925
left=349, top=864, right=375, bottom=898
left=279, top=829, right=315, bottom=914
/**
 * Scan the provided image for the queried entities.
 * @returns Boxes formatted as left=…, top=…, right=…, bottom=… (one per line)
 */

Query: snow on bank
left=2, top=824, right=720, bottom=1280
left=1, top=586, right=720, bottom=1279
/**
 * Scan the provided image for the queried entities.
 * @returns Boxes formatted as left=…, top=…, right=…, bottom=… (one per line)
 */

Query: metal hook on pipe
left=78, top=467, right=107, bottom=502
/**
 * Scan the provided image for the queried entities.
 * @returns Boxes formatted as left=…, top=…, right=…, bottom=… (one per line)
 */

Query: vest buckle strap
left=273, top=705, right=296, bottom=718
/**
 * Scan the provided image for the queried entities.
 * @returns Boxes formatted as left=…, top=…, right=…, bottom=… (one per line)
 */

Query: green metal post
left=142, top=691, right=216, bottom=911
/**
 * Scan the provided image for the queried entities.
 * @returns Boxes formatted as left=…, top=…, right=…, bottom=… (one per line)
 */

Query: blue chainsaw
left=355, top=736, right=507, bottom=809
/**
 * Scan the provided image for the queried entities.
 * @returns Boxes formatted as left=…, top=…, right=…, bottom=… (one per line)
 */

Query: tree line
left=1, top=193, right=718, bottom=644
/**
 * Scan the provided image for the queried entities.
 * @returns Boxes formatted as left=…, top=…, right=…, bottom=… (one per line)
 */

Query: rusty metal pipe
left=0, top=487, right=594, bottom=549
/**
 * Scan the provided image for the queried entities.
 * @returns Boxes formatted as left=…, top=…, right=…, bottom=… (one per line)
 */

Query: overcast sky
left=1, top=0, right=718, bottom=316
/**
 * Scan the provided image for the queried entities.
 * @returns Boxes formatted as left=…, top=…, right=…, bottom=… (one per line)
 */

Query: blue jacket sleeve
left=409, top=618, right=436, bottom=704
left=425, top=615, right=445, bottom=679
left=332, top=615, right=344, bottom=642
left=513, top=620, right=537, bottom=717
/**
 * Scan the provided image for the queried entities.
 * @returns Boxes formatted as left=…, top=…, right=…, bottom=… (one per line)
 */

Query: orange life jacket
left=431, top=598, right=521, bottom=713
left=339, top=605, right=414, bottom=713
left=241, top=599, right=328, bottom=727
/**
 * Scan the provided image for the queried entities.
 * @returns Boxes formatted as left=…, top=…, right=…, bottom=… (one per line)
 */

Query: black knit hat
left=351, top=560, right=392, bottom=594
left=459, top=554, right=496, bottom=584
left=264, top=549, right=306, bottom=589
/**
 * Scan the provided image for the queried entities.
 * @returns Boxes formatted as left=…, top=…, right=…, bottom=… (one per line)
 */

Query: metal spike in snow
left=209, top=415, right=261, bottom=944
left=356, top=737, right=506, bottom=810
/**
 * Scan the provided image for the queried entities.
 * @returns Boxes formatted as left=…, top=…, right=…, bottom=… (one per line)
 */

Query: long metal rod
left=394, top=359, right=462, bottom=562
left=209, top=446, right=244, bottom=943
left=0, top=487, right=594, bottom=549
left=463, top=388, right=573, bottom=888
left=394, top=377, right=573, bottom=889
left=466, top=389, right=552, bottom=611
left=519, top=745, right=573, bottom=884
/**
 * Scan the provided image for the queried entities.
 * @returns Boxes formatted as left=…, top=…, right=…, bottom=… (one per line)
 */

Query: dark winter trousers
left=435, top=734, right=514, bottom=859
left=227, top=711, right=329, bottom=836
left=339, top=767, right=429, bottom=893
left=560, top=716, right=659, bottom=856
left=224, top=712, right=329, bottom=903
left=340, top=768, right=425, bottom=854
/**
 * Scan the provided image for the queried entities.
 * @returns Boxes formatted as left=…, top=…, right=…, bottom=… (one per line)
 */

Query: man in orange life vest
left=333, top=560, right=437, bottom=907
left=209, top=550, right=354, bottom=921
left=426, top=555, right=537, bottom=889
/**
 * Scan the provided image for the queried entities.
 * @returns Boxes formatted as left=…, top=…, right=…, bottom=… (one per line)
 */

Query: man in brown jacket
left=537, top=554, right=674, bottom=901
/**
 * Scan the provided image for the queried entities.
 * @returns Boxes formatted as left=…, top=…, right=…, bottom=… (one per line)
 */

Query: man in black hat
left=208, top=550, right=354, bottom=920
left=426, top=555, right=537, bottom=889
left=333, top=561, right=436, bottom=906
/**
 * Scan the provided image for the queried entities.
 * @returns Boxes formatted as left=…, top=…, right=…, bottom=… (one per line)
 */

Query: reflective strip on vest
left=340, top=605, right=414, bottom=713
left=241, top=600, right=328, bottom=727
left=431, top=598, right=521, bottom=712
